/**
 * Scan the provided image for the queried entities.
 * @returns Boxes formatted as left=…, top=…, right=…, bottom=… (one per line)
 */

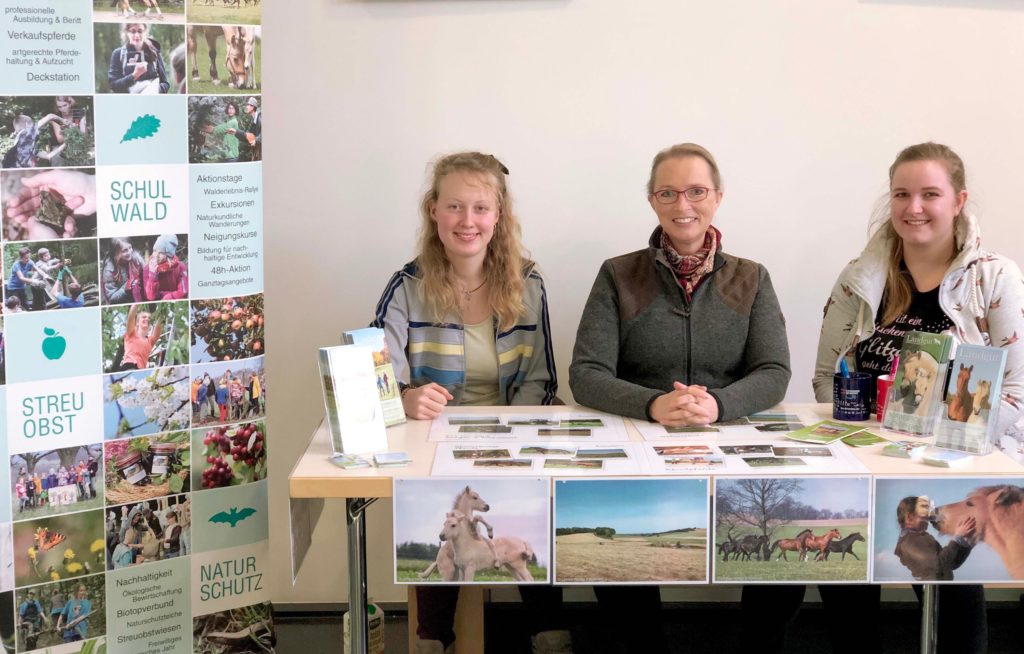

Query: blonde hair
left=647, top=143, right=723, bottom=195
left=416, top=152, right=527, bottom=330
left=875, top=142, right=967, bottom=325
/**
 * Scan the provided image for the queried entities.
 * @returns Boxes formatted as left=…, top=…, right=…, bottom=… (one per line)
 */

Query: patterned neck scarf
left=660, top=226, right=721, bottom=302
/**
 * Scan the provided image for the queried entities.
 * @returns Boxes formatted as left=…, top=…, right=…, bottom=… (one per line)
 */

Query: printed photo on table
left=98, top=234, right=189, bottom=305
left=186, top=25, right=261, bottom=95
left=190, top=357, right=266, bottom=427
left=0, top=96, right=95, bottom=169
left=393, top=478, right=550, bottom=584
left=103, top=432, right=190, bottom=504
left=3, top=239, right=100, bottom=312
left=190, top=294, right=264, bottom=363
left=192, top=420, right=267, bottom=490
left=554, top=477, right=709, bottom=584
left=14, top=575, right=106, bottom=653
left=105, top=494, right=190, bottom=570
left=101, top=301, right=188, bottom=372
left=2, top=168, right=97, bottom=241
left=10, top=445, right=103, bottom=521
left=12, top=510, right=105, bottom=588
left=188, top=95, right=261, bottom=163
left=714, top=476, right=871, bottom=583
left=873, top=477, right=1024, bottom=583
left=103, top=366, right=191, bottom=439
left=93, top=23, right=185, bottom=94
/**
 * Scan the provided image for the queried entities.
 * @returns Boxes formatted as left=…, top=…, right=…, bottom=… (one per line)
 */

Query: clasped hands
left=650, top=381, right=719, bottom=427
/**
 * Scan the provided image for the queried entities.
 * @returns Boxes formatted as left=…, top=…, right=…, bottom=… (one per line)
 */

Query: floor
left=275, top=600, right=1024, bottom=653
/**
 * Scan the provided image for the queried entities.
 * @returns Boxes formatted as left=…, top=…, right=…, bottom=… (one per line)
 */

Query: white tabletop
left=288, top=404, right=1024, bottom=500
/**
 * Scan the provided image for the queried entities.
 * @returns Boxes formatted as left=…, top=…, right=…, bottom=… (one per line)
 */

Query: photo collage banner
left=0, top=0, right=270, bottom=652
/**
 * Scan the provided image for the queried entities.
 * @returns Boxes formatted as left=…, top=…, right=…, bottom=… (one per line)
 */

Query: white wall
left=263, top=0, right=1024, bottom=604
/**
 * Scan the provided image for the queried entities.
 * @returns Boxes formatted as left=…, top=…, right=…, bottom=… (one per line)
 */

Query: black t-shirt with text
left=855, top=286, right=953, bottom=381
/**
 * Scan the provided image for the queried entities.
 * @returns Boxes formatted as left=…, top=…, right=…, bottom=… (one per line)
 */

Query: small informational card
left=328, top=454, right=371, bottom=470
left=642, top=443, right=741, bottom=474
left=743, top=456, right=807, bottom=468
left=748, top=412, right=804, bottom=423
left=714, top=441, right=869, bottom=474
left=374, top=451, right=411, bottom=467
left=785, top=421, right=866, bottom=444
left=553, top=477, right=711, bottom=585
left=841, top=431, right=887, bottom=448
left=429, top=409, right=629, bottom=442
left=432, top=442, right=645, bottom=476
left=714, top=476, right=871, bottom=584
left=771, top=446, right=833, bottom=458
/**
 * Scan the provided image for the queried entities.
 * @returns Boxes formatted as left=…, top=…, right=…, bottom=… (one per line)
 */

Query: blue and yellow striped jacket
left=372, top=260, right=558, bottom=406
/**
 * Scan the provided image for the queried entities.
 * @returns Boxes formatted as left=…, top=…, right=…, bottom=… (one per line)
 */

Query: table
left=288, top=404, right=1024, bottom=654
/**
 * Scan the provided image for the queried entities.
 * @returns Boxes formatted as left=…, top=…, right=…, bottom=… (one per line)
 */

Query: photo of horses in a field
left=714, top=476, right=871, bottom=583
left=553, top=477, right=709, bottom=584
left=393, top=477, right=550, bottom=584
left=873, top=477, right=1024, bottom=583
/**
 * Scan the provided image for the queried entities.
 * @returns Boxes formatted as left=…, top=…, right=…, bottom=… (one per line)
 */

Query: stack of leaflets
left=785, top=421, right=866, bottom=444
left=882, top=330, right=954, bottom=436
left=934, top=343, right=1006, bottom=454
left=922, top=448, right=974, bottom=468
left=374, top=451, right=412, bottom=467
left=881, top=440, right=929, bottom=459
left=318, top=344, right=388, bottom=455
left=342, top=327, right=406, bottom=428
left=329, top=454, right=372, bottom=470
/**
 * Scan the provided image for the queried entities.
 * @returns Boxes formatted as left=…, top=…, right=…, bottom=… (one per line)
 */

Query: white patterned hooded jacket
left=813, top=214, right=1024, bottom=459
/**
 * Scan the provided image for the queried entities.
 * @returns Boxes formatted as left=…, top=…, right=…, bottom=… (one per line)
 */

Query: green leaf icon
left=120, top=114, right=161, bottom=143
left=43, top=327, right=56, bottom=336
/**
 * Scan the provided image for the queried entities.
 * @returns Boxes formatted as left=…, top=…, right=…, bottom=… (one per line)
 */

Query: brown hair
left=877, top=142, right=967, bottom=325
left=416, top=152, right=528, bottom=330
left=896, top=496, right=919, bottom=527
left=646, top=143, right=723, bottom=195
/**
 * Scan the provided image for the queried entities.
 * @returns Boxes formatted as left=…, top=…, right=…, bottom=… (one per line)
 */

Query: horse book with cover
left=882, top=330, right=954, bottom=436
left=934, top=344, right=1006, bottom=454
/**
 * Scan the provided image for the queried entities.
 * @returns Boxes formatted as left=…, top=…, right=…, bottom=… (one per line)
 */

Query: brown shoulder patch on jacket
left=608, top=249, right=661, bottom=323
left=713, top=254, right=761, bottom=316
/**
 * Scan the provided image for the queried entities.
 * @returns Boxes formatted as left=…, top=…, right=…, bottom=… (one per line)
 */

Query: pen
left=839, top=359, right=850, bottom=378
left=889, top=354, right=900, bottom=379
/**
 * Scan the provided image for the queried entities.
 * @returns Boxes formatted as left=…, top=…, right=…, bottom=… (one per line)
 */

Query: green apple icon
left=42, top=327, right=67, bottom=360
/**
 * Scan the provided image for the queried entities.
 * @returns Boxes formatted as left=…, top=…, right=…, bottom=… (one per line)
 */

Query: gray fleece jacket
left=569, top=227, right=791, bottom=422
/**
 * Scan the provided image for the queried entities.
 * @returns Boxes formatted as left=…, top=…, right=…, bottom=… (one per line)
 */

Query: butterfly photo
left=34, top=527, right=67, bottom=551
left=13, top=510, right=105, bottom=587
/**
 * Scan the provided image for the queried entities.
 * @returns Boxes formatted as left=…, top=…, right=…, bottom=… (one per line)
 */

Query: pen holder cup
left=833, top=372, right=872, bottom=421
left=875, top=374, right=893, bottom=422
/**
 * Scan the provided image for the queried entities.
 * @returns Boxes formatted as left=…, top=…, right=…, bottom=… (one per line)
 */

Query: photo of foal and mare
left=553, top=478, right=709, bottom=584
left=393, top=478, right=550, bottom=584
left=873, top=477, right=1024, bottom=583
left=714, top=476, right=871, bottom=583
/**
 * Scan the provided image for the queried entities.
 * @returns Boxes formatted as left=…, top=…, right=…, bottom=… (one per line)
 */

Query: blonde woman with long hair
left=372, top=152, right=566, bottom=654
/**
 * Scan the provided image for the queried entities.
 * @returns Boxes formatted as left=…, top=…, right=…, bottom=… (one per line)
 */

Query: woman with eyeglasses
left=570, top=143, right=791, bottom=652
left=373, top=152, right=568, bottom=654
left=107, top=23, right=171, bottom=94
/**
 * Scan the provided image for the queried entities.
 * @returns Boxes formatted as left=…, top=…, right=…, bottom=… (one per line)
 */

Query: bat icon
left=209, top=507, right=257, bottom=528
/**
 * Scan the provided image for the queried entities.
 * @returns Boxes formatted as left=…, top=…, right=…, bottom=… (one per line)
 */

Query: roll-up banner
left=0, top=1, right=271, bottom=652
